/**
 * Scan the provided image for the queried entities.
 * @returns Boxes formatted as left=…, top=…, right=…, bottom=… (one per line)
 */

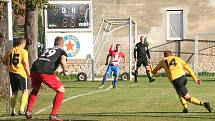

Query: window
left=166, top=10, right=183, bottom=40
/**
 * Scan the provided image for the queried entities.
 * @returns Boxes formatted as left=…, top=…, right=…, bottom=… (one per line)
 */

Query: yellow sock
left=11, top=95, right=17, bottom=112
left=189, top=97, right=204, bottom=106
left=19, top=91, right=28, bottom=112
left=178, top=95, right=188, bottom=109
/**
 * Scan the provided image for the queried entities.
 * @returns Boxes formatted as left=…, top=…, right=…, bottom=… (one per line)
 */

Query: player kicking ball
left=151, top=50, right=212, bottom=113
left=100, top=43, right=126, bottom=89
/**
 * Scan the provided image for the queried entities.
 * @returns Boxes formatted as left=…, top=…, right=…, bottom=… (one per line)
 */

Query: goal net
left=90, top=18, right=137, bottom=81
left=194, top=33, right=215, bottom=79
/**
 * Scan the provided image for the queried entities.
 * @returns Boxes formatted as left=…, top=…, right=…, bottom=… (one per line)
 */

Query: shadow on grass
left=74, top=111, right=215, bottom=119
left=0, top=118, right=98, bottom=121
left=0, top=113, right=98, bottom=121
left=201, top=79, right=215, bottom=82
left=1, top=112, right=215, bottom=120
left=64, top=86, right=97, bottom=89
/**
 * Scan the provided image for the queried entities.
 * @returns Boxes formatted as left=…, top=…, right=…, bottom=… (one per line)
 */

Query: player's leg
left=172, top=76, right=190, bottom=112
left=112, top=66, right=119, bottom=88
left=100, top=65, right=112, bottom=88
left=26, top=72, right=42, bottom=119
left=143, top=60, right=155, bottom=82
left=42, top=73, right=64, bottom=121
left=183, top=93, right=202, bottom=105
left=19, top=89, right=28, bottom=115
left=52, top=85, right=65, bottom=115
left=175, top=77, right=206, bottom=107
left=177, top=94, right=188, bottom=113
left=26, top=88, right=40, bottom=112
left=173, top=75, right=212, bottom=112
left=9, top=72, right=19, bottom=116
left=18, top=76, right=28, bottom=115
left=134, top=67, right=139, bottom=83
left=183, top=93, right=212, bottom=112
left=134, top=59, right=141, bottom=83
left=10, top=91, right=18, bottom=116
left=145, top=66, right=155, bottom=82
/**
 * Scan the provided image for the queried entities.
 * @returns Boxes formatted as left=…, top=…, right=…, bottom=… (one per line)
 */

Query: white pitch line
left=35, top=85, right=113, bottom=115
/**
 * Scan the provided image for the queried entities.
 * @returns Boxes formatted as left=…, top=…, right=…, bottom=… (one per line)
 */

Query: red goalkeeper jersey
left=109, top=48, right=125, bottom=66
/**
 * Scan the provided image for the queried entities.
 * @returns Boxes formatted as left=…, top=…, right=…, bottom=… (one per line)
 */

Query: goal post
left=88, top=18, right=137, bottom=81
left=0, top=0, right=13, bottom=116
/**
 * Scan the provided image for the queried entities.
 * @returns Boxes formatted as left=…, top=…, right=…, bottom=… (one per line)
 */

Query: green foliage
left=198, top=71, right=215, bottom=76
left=56, top=72, right=78, bottom=80
left=27, top=0, right=49, bottom=9
left=37, top=13, right=44, bottom=55
left=13, top=18, right=19, bottom=36
left=25, top=0, right=49, bottom=11
left=12, top=0, right=50, bottom=17
left=12, top=0, right=25, bottom=17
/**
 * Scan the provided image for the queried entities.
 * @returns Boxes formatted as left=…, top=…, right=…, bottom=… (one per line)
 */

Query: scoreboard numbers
left=47, top=3, right=90, bottom=29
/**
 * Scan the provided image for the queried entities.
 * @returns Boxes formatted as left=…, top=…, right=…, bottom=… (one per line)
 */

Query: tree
left=24, top=1, right=39, bottom=65
left=12, top=0, right=49, bottom=65
left=24, top=0, right=49, bottom=66
left=0, top=0, right=49, bottom=115
left=0, top=1, right=11, bottom=115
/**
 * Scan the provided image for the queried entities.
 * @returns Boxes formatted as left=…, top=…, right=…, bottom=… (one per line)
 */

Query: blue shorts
left=106, top=64, right=119, bottom=76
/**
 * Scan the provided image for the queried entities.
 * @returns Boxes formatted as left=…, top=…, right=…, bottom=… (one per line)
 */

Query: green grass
left=0, top=76, right=215, bottom=121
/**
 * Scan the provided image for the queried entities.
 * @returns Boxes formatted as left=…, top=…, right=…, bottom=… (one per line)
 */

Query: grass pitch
left=0, top=76, right=215, bottom=121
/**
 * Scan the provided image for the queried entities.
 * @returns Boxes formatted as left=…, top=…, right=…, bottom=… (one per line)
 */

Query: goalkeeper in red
left=152, top=50, right=212, bottom=113
left=100, top=43, right=126, bottom=89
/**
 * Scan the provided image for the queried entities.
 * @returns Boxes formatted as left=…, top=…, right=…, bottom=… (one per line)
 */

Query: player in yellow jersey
left=151, top=50, right=212, bottom=113
left=2, top=38, right=30, bottom=116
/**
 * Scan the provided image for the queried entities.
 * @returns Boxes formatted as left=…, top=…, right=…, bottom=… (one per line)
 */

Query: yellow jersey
left=152, top=56, right=197, bottom=81
left=3, top=47, right=29, bottom=78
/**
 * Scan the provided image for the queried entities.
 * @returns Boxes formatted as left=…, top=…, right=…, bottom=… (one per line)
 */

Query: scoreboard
left=44, top=1, right=93, bottom=59
left=47, top=3, right=90, bottom=29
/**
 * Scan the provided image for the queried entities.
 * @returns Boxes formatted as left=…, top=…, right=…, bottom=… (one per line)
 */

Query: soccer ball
left=144, top=36, right=152, bottom=47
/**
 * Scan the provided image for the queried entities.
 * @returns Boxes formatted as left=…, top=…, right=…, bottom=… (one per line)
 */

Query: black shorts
left=171, top=75, right=188, bottom=96
left=136, top=58, right=149, bottom=67
left=9, top=72, right=27, bottom=92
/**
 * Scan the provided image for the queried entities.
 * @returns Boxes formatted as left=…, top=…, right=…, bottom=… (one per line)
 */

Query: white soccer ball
left=144, top=36, right=152, bottom=47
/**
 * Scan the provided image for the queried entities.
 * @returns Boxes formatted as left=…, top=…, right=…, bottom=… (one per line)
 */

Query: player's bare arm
left=146, top=46, right=151, bottom=60
left=151, top=62, right=162, bottom=75
left=23, top=61, right=31, bottom=77
left=60, top=55, right=68, bottom=74
left=195, top=79, right=201, bottom=85
left=105, top=54, right=111, bottom=66
left=122, top=56, right=126, bottom=68
left=134, top=47, right=137, bottom=62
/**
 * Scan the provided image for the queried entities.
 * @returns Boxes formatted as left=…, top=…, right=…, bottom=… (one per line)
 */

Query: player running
left=2, top=37, right=30, bottom=116
left=151, top=50, right=212, bottom=113
left=26, top=36, right=68, bottom=121
left=100, top=43, right=126, bottom=89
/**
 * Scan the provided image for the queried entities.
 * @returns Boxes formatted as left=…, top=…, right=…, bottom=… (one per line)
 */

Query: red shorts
left=30, top=72, right=62, bottom=91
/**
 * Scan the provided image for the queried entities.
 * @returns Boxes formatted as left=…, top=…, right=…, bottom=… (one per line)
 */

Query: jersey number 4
left=165, top=58, right=177, bottom=68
